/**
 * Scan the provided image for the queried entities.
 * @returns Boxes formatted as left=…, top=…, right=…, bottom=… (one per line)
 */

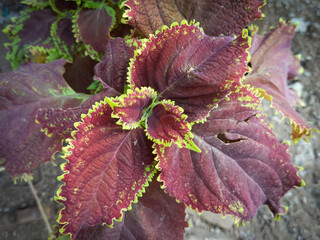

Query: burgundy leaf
left=155, top=86, right=304, bottom=221
left=4, top=8, right=57, bottom=68
left=123, top=0, right=264, bottom=36
left=74, top=6, right=114, bottom=59
left=37, top=38, right=136, bottom=139
left=146, top=100, right=200, bottom=152
left=63, top=55, right=98, bottom=94
left=37, top=38, right=137, bottom=139
left=244, top=21, right=318, bottom=143
left=0, top=60, right=88, bottom=176
left=54, top=178, right=187, bottom=240
left=129, top=22, right=250, bottom=122
left=94, top=38, right=136, bottom=94
left=57, top=100, right=156, bottom=239
left=36, top=90, right=109, bottom=139
left=74, top=221, right=124, bottom=240
left=108, top=87, right=157, bottom=129
left=120, top=177, right=187, bottom=240
left=50, top=0, right=78, bottom=13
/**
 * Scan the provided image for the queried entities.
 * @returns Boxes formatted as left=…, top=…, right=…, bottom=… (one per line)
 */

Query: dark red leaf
left=57, top=100, right=156, bottom=239
left=54, top=178, right=187, bottom=240
left=0, top=60, right=88, bottom=176
left=129, top=22, right=250, bottom=122
left=244, top=21, right=318, bottom=143
left=52, top=17, right=77, bottom=59
left=50, top=0, right=78, bottom=13
left=94, top=38, right=136, bottom=94
left=120, top=177, right=187, bottom=240
left=155, top=86, right=304, bottom=221
left=63, top=55, right=98, bottom=94
left=146, top=100, right=200, bottom=152
left=123, top=0, right=264, bottom=36
left=74, top=6, right=114, bottom=59
left=109, top=87, right=156, bottom=129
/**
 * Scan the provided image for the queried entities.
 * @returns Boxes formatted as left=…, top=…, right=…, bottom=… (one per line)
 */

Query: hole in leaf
left=217, top=133, right=244, bottom=144
left=244, top=115, right=255, bottom=123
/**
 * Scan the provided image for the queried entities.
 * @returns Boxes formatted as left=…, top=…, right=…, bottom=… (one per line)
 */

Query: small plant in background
left=0, top=0, right=318, bottom=239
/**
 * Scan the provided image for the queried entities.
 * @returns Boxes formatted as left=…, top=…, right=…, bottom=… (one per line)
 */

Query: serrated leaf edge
left=106, top=87, right=158, bottom=130
left=55, top=98, right=157, bottom=239
left=145, top=99, right=201, bottom=153
left=72, top=4, right=115, bottom=61
left=252, top=87, right=318, bottom=143
left=126, top=20, right=204, bottom=91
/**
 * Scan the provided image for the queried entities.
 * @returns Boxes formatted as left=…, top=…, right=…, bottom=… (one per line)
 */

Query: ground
left=0, top=0, right=319, bottom=239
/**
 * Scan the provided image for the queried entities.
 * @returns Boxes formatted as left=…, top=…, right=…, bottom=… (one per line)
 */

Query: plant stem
left=25, top=174, right=52, bottom=234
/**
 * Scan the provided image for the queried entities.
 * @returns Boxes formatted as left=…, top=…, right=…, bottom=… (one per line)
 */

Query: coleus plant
left=3, top=0, right=128, bottom=95
left=0, top=0, right=318, bottom=239
left=5, top=0, right=139, bottom=96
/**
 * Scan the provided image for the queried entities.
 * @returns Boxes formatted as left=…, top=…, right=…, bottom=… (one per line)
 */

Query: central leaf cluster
left=107, top=87, right=200, bottom=152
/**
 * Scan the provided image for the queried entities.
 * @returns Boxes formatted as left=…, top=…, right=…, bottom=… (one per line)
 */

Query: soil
left=0, top=0, right=319, bottom=240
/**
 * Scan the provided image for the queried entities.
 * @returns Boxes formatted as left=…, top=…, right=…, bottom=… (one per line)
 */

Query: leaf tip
left=274, top=205, right=288, bottom=221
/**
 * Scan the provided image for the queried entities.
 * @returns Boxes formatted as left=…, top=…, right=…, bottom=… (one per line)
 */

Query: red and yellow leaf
left=146, top=100, right=200, bottom=152
left=244, top=21, right=318, bottom=143
left=53, top=177, right=187, bottom=240
left=129, top=22, right=250, bottom=123
left=155, top=86, right=304, bottom=222
left=107, top=87, right=157, bottom=129
left=94, top=38, right=136, bottom=95
left=0, top=60, right=88, bottom=176
left=123, top=0, right=264, bottom=36
left=37, top=38, right=137, bottom=140
left=56, top=99, right=156, bottom=239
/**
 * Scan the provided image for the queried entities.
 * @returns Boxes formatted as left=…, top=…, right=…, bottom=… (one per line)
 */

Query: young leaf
left=123, top=0, right=264, bottom=36
left=73, top=4, right=115, bottom=60
left=0, top=60, right=88, bottom=176
left=4, top=8, right=57, bottom=69
left=146, top=100, right=200, bottom=152
left=244, top=21, right=318, bottom=143
left=108, top=87, right=157, bottom=129
left=57, top=100, right=156, bottom=239
left=94, top=38, right=136, bottom=94
left=155, top=86, right=304, bottom=221
left=129, top=22, right=250, bottom=123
